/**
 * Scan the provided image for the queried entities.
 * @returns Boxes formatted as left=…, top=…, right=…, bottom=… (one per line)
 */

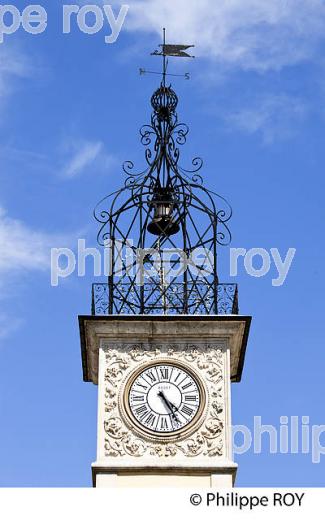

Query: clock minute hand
left=158, top=391, right=179, bottom=412
left=158, top=391, right=180, bottom=422
left=157, top=391, right=174, bottom=412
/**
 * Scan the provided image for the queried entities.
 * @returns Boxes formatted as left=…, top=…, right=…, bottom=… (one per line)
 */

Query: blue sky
left=0, top=0, right=325, bottom=486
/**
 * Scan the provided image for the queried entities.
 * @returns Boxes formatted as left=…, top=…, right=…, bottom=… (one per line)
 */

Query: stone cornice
left=79, top=315, right=251, bottom=384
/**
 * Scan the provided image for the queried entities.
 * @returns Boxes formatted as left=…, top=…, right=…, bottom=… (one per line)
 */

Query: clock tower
left=79, top=35, right=251, bottom=487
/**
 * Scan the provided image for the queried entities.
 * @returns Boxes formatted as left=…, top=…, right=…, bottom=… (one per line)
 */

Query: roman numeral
left=135, top=381, right=148, bottom=391
left=178, top=376, right=187, bottom=386
left=174, top=372, right=181, bottom=383
left=181, top=405, right=194, bottom=417
left=144, top=413, right=156, bottom=427
left=159, top=368, right=169, bottom=380
left=160, top=417, right=168, bottom=429
left=145, top=370, right=157, bottom=383
left=131, top=395, right=145, bottom=402
left=135, top=404, right=149, bottom=418
left=181, top=382, right=193, bottom=390
left=184, top=395, right=198, bottom=402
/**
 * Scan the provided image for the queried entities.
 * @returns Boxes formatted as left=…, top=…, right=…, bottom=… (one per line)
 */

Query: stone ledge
left=79, top=315, right=251, bottom=384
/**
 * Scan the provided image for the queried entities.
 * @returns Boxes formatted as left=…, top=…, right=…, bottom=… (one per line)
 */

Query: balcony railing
left=91, top=282, right=239, bottom=316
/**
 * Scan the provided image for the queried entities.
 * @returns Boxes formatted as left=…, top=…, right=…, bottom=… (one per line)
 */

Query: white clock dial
left=127, top=363, right=202, bottom=434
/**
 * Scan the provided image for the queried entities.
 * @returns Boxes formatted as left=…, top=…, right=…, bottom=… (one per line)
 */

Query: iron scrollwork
left=93, top=82, right=236, bottom=316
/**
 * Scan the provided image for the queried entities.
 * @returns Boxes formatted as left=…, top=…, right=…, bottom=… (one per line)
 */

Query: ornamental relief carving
left=102, top=343, right=225, bottom=458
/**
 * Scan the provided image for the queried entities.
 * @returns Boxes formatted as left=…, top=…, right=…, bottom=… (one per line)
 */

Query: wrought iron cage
left=93, top=83, right=237, bottom=315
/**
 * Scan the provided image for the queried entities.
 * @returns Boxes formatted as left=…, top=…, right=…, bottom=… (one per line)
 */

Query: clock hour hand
left=157, top=391, right=180, bottom=423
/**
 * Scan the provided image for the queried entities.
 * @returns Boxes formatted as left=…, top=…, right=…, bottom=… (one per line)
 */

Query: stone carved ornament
left=102, top=344, right=225, bottom=458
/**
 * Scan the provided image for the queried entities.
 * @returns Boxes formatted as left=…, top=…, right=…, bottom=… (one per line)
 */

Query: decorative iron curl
left=140, top=125, right=156, bottom=147
left=173, top=123, right=189, bottom=145
left=178, top=157, right=204, bottom=182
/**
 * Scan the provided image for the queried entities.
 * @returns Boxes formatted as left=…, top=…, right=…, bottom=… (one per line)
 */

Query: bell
left=147, top=188, right=180, bottom=237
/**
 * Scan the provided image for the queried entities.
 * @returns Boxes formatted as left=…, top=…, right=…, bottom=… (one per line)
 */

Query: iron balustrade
left=91, top=282, right=238, bottom=316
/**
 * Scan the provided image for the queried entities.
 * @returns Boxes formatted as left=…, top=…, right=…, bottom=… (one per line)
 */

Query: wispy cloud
left=0, top=313, right=23, bottom=341
left=126, top=0, right=325, bottom=72
left=62, top=140, right=103, bottom=178
left=0, top=206, right=68, bottom=275
left=224, top=94, right=308, bottom=144
left=60, top=139, right=116, bottom=179
left=0, top=137, right=116, bottom=180
left=0, top=206, right=77, bottom=341
left=0, top=206, right=70, bottom=340
left=0, top=46, right=31, bottom=105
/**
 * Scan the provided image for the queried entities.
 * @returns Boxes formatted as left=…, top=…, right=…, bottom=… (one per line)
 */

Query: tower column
left=79, top=315, right=251, bottom=488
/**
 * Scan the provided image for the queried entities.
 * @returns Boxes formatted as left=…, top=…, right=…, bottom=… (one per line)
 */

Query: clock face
left=126, top=362, right=203, bottom=435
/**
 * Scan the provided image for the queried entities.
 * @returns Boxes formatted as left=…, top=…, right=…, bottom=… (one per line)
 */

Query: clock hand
left=157, top=391, right=180, bottom=423
left=168, top=400, right=179, bottom=413
left=157, top=391, right=179, bottom=411
left=157, top=391, right=174, bottom=413
left=162, top=397, right=179, bottom=423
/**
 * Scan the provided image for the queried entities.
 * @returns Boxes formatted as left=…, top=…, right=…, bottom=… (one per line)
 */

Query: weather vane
left=139, top=28, right=195, bottom=82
